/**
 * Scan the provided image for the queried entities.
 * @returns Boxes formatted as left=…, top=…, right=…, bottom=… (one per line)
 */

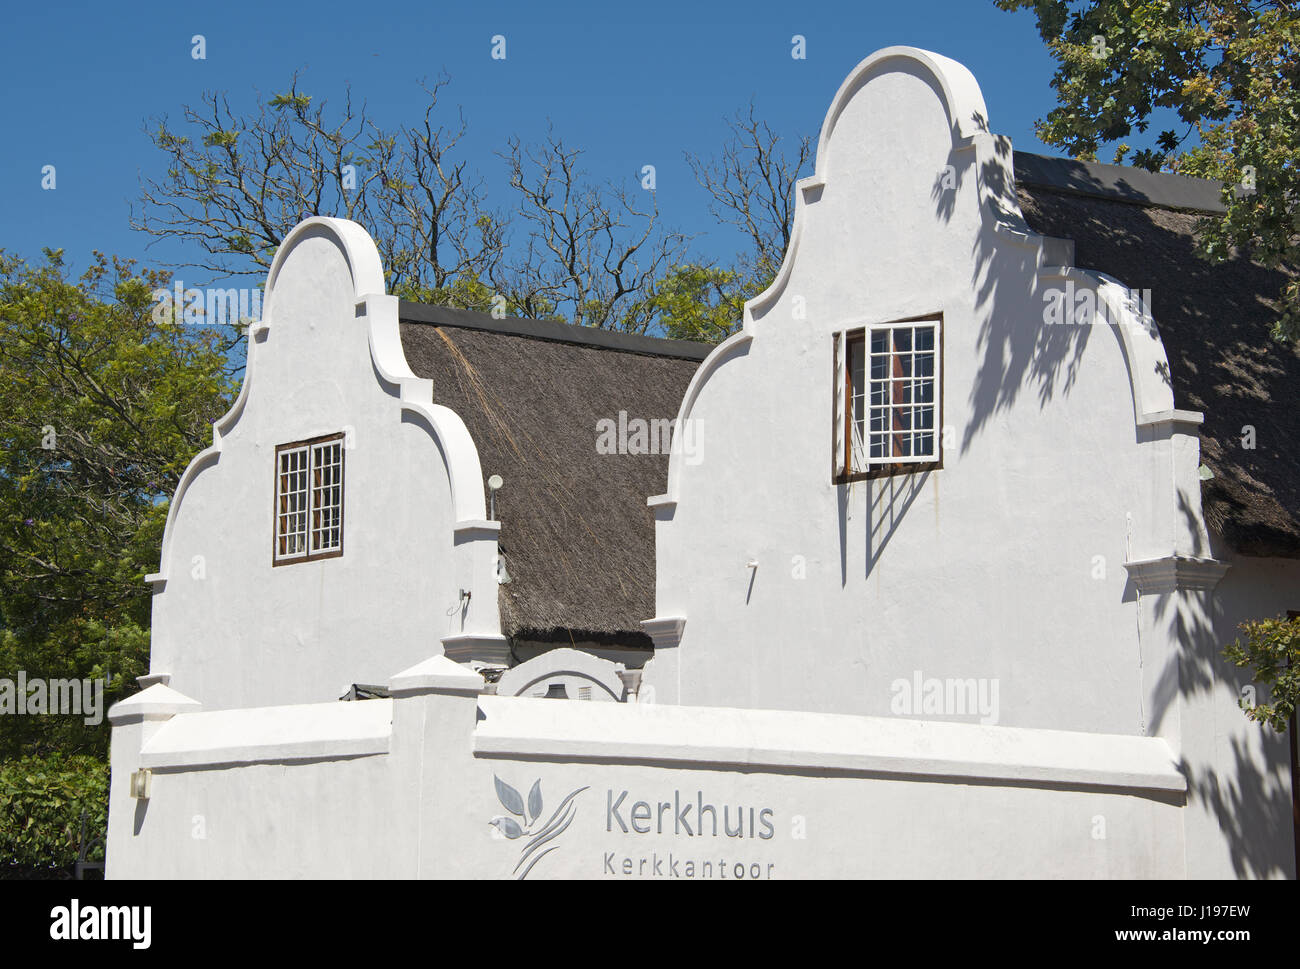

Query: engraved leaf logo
left=494, top=775, right=525, bottom=817
left=527, top=779, right=543, bottom=823
left=490, top=816, right=524, bottom=839
left=489, top=777, right=587, bottom=878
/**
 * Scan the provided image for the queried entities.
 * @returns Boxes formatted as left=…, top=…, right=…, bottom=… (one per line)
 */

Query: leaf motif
left=527, top=779, right=543, bottom=823
left=494, top=775, right=525, bottom=817
left=491, top=816, right=523, bottom=839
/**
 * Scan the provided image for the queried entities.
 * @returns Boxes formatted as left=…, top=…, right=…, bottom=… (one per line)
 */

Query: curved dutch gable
left=146, top=217, right=502, bottom=710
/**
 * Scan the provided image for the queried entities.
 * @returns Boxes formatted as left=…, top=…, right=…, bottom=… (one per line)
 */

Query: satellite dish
left=487, top=474, right=504, bottom=491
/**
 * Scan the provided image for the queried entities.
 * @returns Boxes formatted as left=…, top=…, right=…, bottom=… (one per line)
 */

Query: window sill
left=272, top=548, right=345, bottom=567
left=834, top=460, right=941, bottom=484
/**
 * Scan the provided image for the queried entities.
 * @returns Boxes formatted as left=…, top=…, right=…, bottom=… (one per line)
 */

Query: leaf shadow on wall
left=939, top=126, right=1094, bottom=457
left=1142, top=504, right=1293, bottom=878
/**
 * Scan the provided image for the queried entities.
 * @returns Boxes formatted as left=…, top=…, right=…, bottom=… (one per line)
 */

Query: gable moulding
left=146, top=218, right=495, bottom=602
left=649, top=46, right=1210, bottom=550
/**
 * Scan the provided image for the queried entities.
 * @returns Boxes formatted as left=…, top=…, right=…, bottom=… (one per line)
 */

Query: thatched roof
left=398, top=153, right=1300, bottom=647
left=398, top=304, right=707, bottom=647
left=1016, top=152, right=1300, bottom=559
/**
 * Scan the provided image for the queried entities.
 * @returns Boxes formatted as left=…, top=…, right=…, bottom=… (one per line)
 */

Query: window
left=835, top=317, right=941, bottom=480
left=274, top=432, right=345, bottom=564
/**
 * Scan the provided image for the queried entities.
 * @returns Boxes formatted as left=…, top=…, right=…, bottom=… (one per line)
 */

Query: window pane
left=311, top=441, right=344, bottom=552
left=276, top=446, right=309, bottom=559
left=848, top=336, right=866, bottom=472
left=846, top=323, right=938, bottom=470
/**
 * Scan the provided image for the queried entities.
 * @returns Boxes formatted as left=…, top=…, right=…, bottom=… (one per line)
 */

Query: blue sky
left=0, top=0, right=1062, bottom=284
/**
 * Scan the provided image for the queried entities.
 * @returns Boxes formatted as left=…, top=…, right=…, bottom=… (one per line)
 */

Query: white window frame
left=834, top=316, right=942, bottom=480
left=274, top=432, right=345, bottom=565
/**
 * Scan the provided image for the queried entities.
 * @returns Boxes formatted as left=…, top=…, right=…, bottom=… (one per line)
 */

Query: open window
left=273, top=432, right=345, bottom=565
left=834, top=316, right=942, bottom=481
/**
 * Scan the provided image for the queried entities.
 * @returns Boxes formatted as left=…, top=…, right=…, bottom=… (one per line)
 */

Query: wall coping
left=473, top=697, right=1186, bottom=795
left=139, top=699, right=392, bottom=769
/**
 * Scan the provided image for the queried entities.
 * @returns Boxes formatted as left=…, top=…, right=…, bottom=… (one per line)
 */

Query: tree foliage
left=0, top=754, right=107, bottom=875
left=646, top=264, right=750, bottom=344
left=1223, top=614, right=1300, bottom=732
left=134, top=76, right=686, bottom=333
left=996, top=0, right=1300, bottom=340
left=0, top=249, right=237, bottom=760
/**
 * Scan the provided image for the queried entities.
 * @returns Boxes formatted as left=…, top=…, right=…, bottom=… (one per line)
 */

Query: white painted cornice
left=1124, top=555, right=1230, bottom=594
left=640, top=616, right=687, bottom=650
left=439, top=633, right=512, bottom=668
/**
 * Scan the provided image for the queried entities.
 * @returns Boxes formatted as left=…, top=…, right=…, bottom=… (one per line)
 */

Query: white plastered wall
left=638, top=46, right=1294, bottom=878
left=144, top=218, right=501, bottom=710
left=644, top=49, right=1199, bottom=736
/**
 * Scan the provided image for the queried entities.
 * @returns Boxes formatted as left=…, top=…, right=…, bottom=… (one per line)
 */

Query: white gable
left=642, top=48, right=1210, bottom=733
left=145, top=218, right=503, bottom=710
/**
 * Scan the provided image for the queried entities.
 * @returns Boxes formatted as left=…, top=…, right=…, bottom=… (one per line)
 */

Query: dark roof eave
left=510, top=626, right=655, bottom=650
left=399, top=300, right=714, bottom=362
left=1013, top=150, right=1227, bottom=215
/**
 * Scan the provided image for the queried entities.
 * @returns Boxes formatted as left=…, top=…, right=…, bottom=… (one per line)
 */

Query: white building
left=107, top=47, right=1298, bottom=879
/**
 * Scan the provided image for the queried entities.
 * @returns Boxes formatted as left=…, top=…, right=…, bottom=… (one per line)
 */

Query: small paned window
left=274, top=432, right=345, bottom=564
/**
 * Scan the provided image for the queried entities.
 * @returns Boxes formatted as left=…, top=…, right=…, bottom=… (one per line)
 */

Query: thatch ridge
left=1018, top=184, right=1300, bottom=558
left=400, top=310, right=705, bottom=645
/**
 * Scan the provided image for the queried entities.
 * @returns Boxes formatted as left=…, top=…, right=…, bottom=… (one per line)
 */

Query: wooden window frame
left=834, top=313, right=944, bottom=484
left=273, top=431, right=345, bottom=566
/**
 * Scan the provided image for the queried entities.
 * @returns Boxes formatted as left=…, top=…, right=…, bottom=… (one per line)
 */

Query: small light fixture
left=130, top=769, right=152, bottom=800
left=487, top=474, right=504, bottom=520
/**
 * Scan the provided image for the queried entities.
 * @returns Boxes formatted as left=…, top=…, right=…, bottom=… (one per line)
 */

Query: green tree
left=645, top=264, right=750, bottom=344
left=1223, top=615, right=1299, bottom=732
left=0, top=754, right=107, bottom=877
left=667, top=101, right=813, bottom=343
left=996, top=0, right=1300, bottom=340
left=0, top=249, right=236, bottom=760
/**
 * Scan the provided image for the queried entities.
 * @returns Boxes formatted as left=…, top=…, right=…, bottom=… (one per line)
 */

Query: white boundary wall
left=107, top=659, right=1199, bottom=880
